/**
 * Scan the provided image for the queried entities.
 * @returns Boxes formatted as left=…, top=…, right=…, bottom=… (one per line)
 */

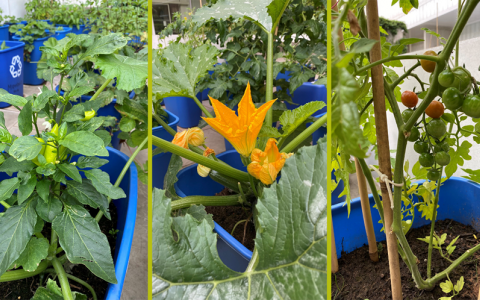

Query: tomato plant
left=332, top=0, right=480, bottom=297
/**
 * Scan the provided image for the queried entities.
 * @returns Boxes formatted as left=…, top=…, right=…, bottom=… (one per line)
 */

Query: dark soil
left=332, top=219, right=480, bottom=300
left=0, top=203, right=118, bottom=300
left=205, top=188, right=256, bottom=251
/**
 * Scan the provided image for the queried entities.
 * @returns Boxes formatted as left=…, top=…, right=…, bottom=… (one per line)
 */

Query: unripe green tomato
left=427, top=118, right=446, bottom=139
left=442, top=87, right=464, bottom=110
left=414, top=141, right=429, bottom=154
left=408, top=126, right=420, bottom=142
left=419, top=153, right=434, bottom=167
left=438, top=69, right=455, bottom=87
left=402, top=109, right=414, bottom=122
left=429, top=74, right=446, bottom=97
left=435, top=151, right=450, bottom=166
left=462, top=94, right=480, bottom=118
left=438, top=140, right=450, bottom=152
left=451, top=66, right=472, bottom=93
left=427, top=169, right=442, bottom=181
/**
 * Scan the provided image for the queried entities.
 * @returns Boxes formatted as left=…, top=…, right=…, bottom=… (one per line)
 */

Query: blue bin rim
left=0, top=41, right=25, bottom=53
left=312, top=111, right=326, bottom=119
left=104, top=146, right=138, bottom=299
left=12, top=34, right=52, bottom=42
left=175, top=150, right=254, bottom=261
left=331, top=177, right=477, bottom=212
left=152, top=110, right=179, bottom=132
left=50, top=26, right=72, bottom=33
left=0, top=24, right=9, bottom=29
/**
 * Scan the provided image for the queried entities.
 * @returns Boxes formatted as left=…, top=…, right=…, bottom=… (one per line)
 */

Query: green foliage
left=152, top=142, right=327, bottom=299
left=439, top=276, right=464, bottom=300
left=379, top=17, right=408, bottom=36
left=9, top=21, right=57, bottom=57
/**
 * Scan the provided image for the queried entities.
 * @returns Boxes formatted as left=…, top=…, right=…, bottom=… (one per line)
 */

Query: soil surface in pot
left=332, top=219, right=480, bottom=299
left=205, top=188, right=256, bottom=251
left=0, top=203, right=118, bottom=300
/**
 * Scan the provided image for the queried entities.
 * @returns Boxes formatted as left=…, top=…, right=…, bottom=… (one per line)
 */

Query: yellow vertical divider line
left=326, top=0, right=332, bottom=298
left=148, top=0, right=153, bottom=299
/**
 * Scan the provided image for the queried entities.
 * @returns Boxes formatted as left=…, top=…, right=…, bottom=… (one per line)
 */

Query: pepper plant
left=151, top=0, right=328, bottom=297
left=0, top=33, right=147, bottom=299
left=25, top=0, right=59, bottom=21
left=332, top=0, right=480, bottom=294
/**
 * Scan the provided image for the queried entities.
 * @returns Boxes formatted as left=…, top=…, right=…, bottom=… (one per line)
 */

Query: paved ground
left=10, top=81, right=226, bottom=300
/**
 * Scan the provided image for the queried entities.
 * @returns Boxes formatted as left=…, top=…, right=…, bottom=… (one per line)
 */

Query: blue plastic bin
left=56, top=86, right=135, bottom=149
left=0, top=25, right=9, bottom=40
left=164, top=93, right=203, bottom=128
left=0, top=147, right=138, bottom=300
left=52, top=26, right=72, bottom=40
left=13, top=35, right=51, bottom=85
left=0, top=41, right=25, bottom=106
left=174, top=150, right=252, bottom=272
left=151, top=111, right=180, bottom=190
left=332, top=177, right=480, bottom=258
left=57, top=24, right=86, bottom=35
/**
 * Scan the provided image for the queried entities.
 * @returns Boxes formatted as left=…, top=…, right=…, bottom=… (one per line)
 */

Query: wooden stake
left=355, top=158, right=379, bottom=262
left=331, top=219, right=339, bottom=273
left=366, top=1, right=403, bottom=299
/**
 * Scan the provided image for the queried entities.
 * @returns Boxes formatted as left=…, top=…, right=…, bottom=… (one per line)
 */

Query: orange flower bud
left=197, top=147, right=215, bottom=177
left=172, top=127, right=205, bottom=149
left=247, top=138, right=293, bottom=185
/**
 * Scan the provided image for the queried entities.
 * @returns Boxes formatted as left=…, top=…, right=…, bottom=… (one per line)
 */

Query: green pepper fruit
left=32, top=137, right=46, bottom=166
left=44, top=124, right=59, bottom=164
left=81, top=109, right=96, bottom=121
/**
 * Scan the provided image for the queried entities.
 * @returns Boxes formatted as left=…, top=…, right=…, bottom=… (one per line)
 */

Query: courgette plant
left=9, top=20, right=57, bottom=61
left=0, top=33, right=147, bottom=300
left=333, top=0, right=480, bottom=296
left=151, top=0, right=328, bottom=298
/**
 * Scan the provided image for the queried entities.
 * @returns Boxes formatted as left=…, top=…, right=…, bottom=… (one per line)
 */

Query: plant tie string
left=369, top=165, right=403, bottom=209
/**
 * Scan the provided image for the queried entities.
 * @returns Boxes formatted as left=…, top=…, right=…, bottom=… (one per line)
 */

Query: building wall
left=383, top=37, right=480, bottom=178
left=1, top=0, right=89, bottom=19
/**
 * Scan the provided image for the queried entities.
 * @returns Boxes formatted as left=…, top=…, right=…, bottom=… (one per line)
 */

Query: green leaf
left=0, top=111, right=6, bottom=128
left=18, top=175, right=37, bottom=204
left=0, top=93, right=28, bottom=106
left=152, top=142, right=327, bottom=299
left=184, top=205, right=215, bottom=229
left=440, top=279, right=454, bottom=293
left=36, top=179, right=51, bottom=202
left=62, top=104, right=87, bottom=123
left=119, top=117, right=136, bottom=132
left=9, top=136, right=43, bottom=161
left=35, top=196, right=63, bottom=223
left=152, top=43, right=219, bottom=99
left=279, top=101, right=325, bottom=136
left=454, top=276, right=464, bottom=292
left=10, top=237, right=49, bottom=272
left=53, top=204, right=117, bottom=284
left=65, top=180, right=110, bottom=219
left=81, top=33, right=128, bottom=58
left=115, top=98, right=148, bottom=124
left=193, top=0, right=289, bottom=32
left=76, top=156, right=109, bottom=169
left=18, top=101, right=33, bottom=136
left=33, top=88, right=57, bottom=112
left=94, top=54, right=148, bottom=91
left=332, top=102, right=367, bottom=158
left=57, top=163, right=82, bottom=183
left=164, top=154, right=182, bottom=199
left=350, top=38, right=378, bottom=53
left=59, top=131, right=109, bottom=157
left=32, top=279, right=63, bottom=300
left=0, top=198, right=37, bottom=277
left=84, top=169, right=126, bottom=200
left=0, top=177, right=20, bottom=202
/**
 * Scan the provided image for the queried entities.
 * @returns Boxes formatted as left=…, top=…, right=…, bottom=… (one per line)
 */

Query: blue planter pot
left=12, top=35, right=51, bottom=85
left=332, top=177, right=480, bottom=258
left=56, top=86, right=135, bottom=150
left=0, top=41, right=25, bottom=106
left=174, top=150, right=252, bottom=272
left=0, top=147, right=138, bottom=300
left=57, top=24, right=86, bottom=35
left=51, top=26, right=72, bottom=40
left=164, top=93, right=202, bottom=128
left=0, top=25, right=9, bottom=40
left=151, top=111, right=180, bottom=190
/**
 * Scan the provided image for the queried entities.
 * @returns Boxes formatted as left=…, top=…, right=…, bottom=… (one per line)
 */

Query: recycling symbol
left=10, top=55, right=22, bottom=78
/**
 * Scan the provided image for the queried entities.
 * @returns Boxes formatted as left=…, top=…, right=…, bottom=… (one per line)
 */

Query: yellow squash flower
left=197, top=147, right=216, bottom=177
left=172, top=127, right=205, bottom=149
left=247, top=138, right=293, bottom=185
left=203, top=82, right=276, bottom=157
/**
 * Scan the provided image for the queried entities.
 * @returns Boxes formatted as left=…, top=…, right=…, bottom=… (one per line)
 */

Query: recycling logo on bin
left=10, top=55, right=22, bottom=78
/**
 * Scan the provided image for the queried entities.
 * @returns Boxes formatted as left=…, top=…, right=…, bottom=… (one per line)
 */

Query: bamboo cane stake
left=366, top=0, right=403, bottom=299
left=331, top=219, right=339, bottom=273
left=355, top=158, right=379, bottom=262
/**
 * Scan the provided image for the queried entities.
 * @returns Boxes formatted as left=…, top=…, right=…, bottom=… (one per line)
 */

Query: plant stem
left=427, top=175, right=442, bottom=279
left=89, top=78, right=113, bottom=102
left=355, top=55, right=440, bottom=75
left=153, top=113, right=176, bottom=136
left=265, top=31, right=274, bottom=126
left=44, top=269, right=97, bottom=300
left=171, top=194, right=241, bottom=210
left=280, top=113, right=327, bottom=153
left=0, top=200, right=11, bottom=209
left=52, top=257, right=74, bottom=300
left=152, top=136, right=250, bottom=182
left=192, top=95, right=212, bottom=118
left=245, top=249, right=258, bottom=272
left=391, top=62, right=422, bottom=89
left=357, top=158, right=384, bottom=223
left=95, top=136, right=147, bottom=222
left=0, top=260, right=49, bottom=282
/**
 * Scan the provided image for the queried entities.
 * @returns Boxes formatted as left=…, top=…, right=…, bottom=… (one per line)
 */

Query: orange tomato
left=425, top=100, right=445, bottom=118
left=401, top=91, right=418, bottom=108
